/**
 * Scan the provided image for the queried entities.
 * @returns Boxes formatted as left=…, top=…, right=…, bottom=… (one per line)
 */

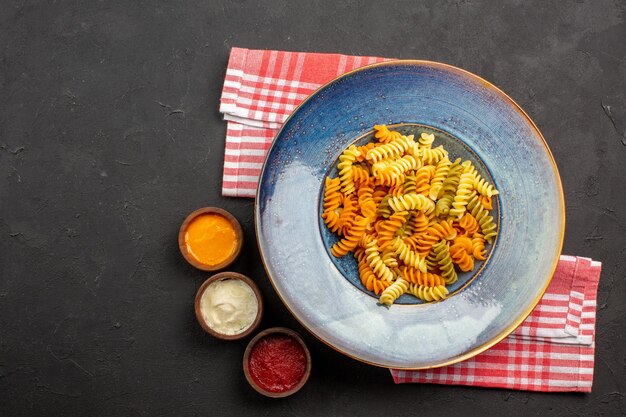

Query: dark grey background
left=1, top=0, right=625, bottom=416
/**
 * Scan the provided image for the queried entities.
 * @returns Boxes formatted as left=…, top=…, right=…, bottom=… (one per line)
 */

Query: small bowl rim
left=243, top=327, right=312, bottom=398
left=194, top=272, right=264, bottom=341
left=178, top=207, right=244, bottom=271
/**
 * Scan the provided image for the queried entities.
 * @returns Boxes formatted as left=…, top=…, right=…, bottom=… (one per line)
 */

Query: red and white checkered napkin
left=218, top=48, right=603, bottom=392
left=219, top=47, right=388, bottom=197
left=391, top=255, right=602, bottom=392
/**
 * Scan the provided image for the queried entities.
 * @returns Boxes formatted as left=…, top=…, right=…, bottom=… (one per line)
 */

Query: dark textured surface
left=1, top=0, right=625, bottom=415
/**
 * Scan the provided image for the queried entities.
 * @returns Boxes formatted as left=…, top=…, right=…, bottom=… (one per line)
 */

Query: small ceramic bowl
left=179, top=207, right=244, bottom=271
left=194, top=272, right=263, bottom=340
left=243, top=327, right=312, bottom=398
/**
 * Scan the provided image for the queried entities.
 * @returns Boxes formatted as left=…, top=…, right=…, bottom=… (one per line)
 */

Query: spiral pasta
left=434, top=193, right=454, bottom=217
left=390, top=236, right=427, bottom=272
left=337, top=194, right=358, bottom=235
left=414, top=165, right=434, bottom=196
left=373, top=124, right=402, bottom=144
left=402, top=267, right=446, bottom=287
left=377, top=195, right=393, bottom=219
left=330, top=215, right=368, bottom=257
left=382, top=154, right=421, bottom=178
left=381, top=248, right=399, bottom=268
left=406, top=211, right=429, bottom=238
left=479, top=194, right=493, bottom=210
left=449, top=241, right=474, bottom=272
left=321, top=177, right=343, bottom=233
left=358, top=256, right=391, bottom=295
left=356, top=178, right=377, bottom=221
left=388, top=193, right=435, bottom=214
left=449, top=168, right=474, bottom=219
left=379, top=277, right=409, bottom=305
left=408, top=283, right=449, bottom=301
left=366, top=134, right=415, bottom=163
left=471, top=233, right=487, bottom=260
left=351, top=164, right=370, bottom=185
left=418, top=132, right=435, bottom=148
left=421, top=145, right=449, bottom=165
left=365, top=240, right=395, bottom=282
left=429, top=156, right=451, bottom=199
left=403, top=174, right=417, bottom=194
left=371, top=159, right=394, bottom=177
left=377, top=211, right=409, bottom=248
left=408, top=220, right=456, bottom=254
left=474, top=177, right=499, bottom=198
left=322, top=177, right=342, bottom=212
left=322, top=125, right=499, bottom=306
left=431, top=239, right=458, bottom=285
left=463, top=161, right=500, bottom=198
left=375, top=170, right=404, bottom=187
left=337, top=145, right=361, bottom=195
left=458, top=212, right=480, bottom=236
left=356, top=142, right=376, bottom=162
left=438, top=158, right=463, bottom=196
left=467, top=192, right=498, bottom=243
left=372, top=187, right=388, bottom=205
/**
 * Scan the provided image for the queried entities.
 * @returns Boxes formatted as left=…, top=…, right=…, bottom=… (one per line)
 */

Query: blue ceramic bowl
left=255, top=61, right=564, bottom=369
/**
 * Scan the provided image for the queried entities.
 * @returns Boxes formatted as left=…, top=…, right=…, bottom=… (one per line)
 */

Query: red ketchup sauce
left=248, top=334, right=307, bottom=393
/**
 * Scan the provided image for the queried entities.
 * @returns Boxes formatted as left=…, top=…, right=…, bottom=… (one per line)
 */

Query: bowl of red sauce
left=179, top=207, right=243, bottom=271
left=243, top=327, right=311, bottom=398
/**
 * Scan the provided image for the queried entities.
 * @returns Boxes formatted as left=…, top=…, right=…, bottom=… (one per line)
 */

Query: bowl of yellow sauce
left=179, top=207, right=243, bottom=271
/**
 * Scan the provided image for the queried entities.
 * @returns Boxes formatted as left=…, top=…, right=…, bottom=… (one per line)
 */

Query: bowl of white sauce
left=194, top=272, right=263, bottom=340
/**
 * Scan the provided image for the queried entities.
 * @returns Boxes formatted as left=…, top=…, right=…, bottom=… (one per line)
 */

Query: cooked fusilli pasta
left=408, top=283, right=449, bottom=301
left=322, top=125, right=499, bottom=306
left=379, top=277, right=409, bottom=305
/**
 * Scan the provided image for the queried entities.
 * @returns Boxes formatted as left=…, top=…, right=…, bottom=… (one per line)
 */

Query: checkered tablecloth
left=218, top=47, right=602, bottom=392
left=219, top=47, right=388, bottom=197
left=391, top=255, right=601, bottom=392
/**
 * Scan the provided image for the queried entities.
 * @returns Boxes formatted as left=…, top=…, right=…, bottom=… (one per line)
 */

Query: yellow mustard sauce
left=185, top=214, right=238, bottom=266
